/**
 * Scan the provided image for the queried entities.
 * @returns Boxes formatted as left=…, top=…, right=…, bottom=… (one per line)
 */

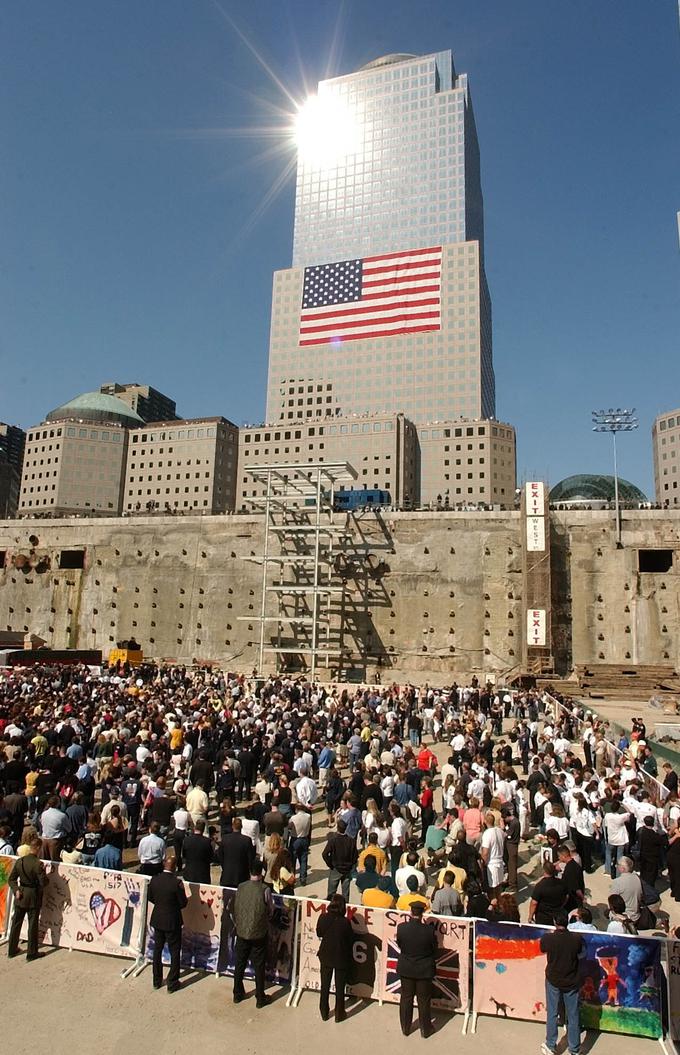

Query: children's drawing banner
left=0, top=855, right=14, bottom=937
left=145, top=881, right=225, bottom=972
left=23, top=863, right=147, bottom=958
left=216, top=888, right=296, bottom=985
left=473, top=920, right=662, bottom=1039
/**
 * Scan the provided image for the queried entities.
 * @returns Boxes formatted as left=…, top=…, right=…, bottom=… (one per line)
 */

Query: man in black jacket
left=189, top=753, right=214, bottom=794
left=322, top=818, right=358, bottom=901
left=638, top=815, right=665, bottom=888
left=182, top=820, right=215, bottom=884
left=148, top=854, right=188, bottom=992
left=217, top=818, right=255, bottom=889
left=395, top=902, right=438, bottom=1038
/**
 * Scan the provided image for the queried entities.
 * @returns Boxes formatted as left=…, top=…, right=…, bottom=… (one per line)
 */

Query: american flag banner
left=299, top=245, right=442, bottom=346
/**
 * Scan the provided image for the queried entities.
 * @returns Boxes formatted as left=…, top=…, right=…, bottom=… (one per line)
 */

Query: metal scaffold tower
left=241, top=461, right=357, bottom=681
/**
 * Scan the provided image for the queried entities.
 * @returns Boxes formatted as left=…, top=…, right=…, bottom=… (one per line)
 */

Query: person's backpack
left=637, top=903, right=656, bottom=930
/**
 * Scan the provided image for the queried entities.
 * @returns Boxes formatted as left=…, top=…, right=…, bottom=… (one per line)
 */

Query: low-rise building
left=18, top=392, right=138, bottom=516
left=416, top=418, right=516, bottom=508
left=238, top=411, right=417, bottom=510
left=123, top=417, right=238, bottom=514
left=653, top=408, right=680, bottom=507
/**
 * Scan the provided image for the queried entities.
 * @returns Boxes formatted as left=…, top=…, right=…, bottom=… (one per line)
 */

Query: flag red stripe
left=362, top=270, right=440, bottom=288
left=363, top=245, right=442, bottom=264
left=362, top=259, right=441, bottom=277
left=300, top=323, right=440, bottom=345
left=301, top=310, right=440, bottom=335
left=301, top=297, right=440, bottom=323
left=361, top=284, right=440, bottom=300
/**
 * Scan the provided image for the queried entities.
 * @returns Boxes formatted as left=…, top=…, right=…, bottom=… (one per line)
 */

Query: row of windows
left=22, top=497, right=115, bottom=508
left=128, top=473, right=211, bottom=483
left=129, top=458, right=212, bottom=468
left=130, top=427, right=231, bottom=443
left=128, top=487, right=211, bottom=496
left=126, top=500, right=211, bottom=509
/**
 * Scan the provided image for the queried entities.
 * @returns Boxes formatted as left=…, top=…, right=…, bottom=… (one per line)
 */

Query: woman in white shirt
left=544, top=801, right=570, bottom=841
left=572, top=793, right=599, bottom=873
left=480, top=813, right=506, bottom=896
left=389, top=803, right=408, bottom=878
left=515, top=783, right=531, bottom=838
left=362, top=799, right=382, bottom=847
left=380, top=769, right=395, bottom=812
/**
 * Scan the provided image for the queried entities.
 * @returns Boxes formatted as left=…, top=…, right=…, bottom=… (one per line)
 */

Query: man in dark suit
left=638, top=814, right=665, bottom=888
left=189, top=752, right=214, bottom=793
left=182, top=819, right=215, bottom=884
left=7, top=835, right=47, bottom=961
left=395, top=901, right=438, bottom=1038
left=217, top=817, right=255, bottom=889
left=148, top=853, right=188, bottom=992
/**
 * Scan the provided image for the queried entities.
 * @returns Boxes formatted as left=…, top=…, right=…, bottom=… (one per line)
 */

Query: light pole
left=592, top=408, right=639, bottom=547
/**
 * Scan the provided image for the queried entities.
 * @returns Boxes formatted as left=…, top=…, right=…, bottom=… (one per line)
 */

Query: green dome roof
left=46, top=391, right=143, bottom=427
left=550, top=474, right=647, bottom=503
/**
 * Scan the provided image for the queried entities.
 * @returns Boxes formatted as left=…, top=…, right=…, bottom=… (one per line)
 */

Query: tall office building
left=0, top=423, right=26, bottom=518
left=266, top=50, right=495, bottom=426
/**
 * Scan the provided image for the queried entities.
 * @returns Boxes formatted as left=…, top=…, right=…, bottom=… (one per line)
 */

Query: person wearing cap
left=395, top=901, right=438, bottom=1038
left=7, top=835, right=47, bottom=962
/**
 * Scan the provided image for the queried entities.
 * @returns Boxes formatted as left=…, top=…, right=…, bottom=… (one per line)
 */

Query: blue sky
left=2, top=0, right=679, bottom=496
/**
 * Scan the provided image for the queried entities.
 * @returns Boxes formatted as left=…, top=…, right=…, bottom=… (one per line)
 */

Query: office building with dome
left=18, top=387, right=239, bottom=517
left=18, top=390, right=141, bottom=516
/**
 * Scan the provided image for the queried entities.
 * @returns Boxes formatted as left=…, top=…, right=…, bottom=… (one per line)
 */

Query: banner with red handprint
left=21, top=863, right=148, bottom=958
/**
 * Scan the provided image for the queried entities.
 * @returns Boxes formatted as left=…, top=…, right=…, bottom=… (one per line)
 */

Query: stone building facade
left=0, top=508, right=678, bottom=680
left=123, top=417, right=238, bottom=514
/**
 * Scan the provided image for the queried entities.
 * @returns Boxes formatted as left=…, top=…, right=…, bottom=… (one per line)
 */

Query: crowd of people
left=0, top=660, right=677, bottom=1040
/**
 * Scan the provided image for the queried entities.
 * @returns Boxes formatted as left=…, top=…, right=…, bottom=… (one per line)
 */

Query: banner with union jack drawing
left=380, top=910, right=471, bottom=1011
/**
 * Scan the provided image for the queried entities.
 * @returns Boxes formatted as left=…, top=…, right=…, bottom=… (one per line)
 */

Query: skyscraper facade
left=266, top=50, right=495, bottom=426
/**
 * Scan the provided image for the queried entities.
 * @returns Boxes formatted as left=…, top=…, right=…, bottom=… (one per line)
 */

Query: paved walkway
left=0, top=946, right=661, bottom=1055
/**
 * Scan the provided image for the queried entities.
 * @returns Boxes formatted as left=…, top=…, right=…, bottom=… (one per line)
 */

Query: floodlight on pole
left=592, top=408, right=638, bottom=547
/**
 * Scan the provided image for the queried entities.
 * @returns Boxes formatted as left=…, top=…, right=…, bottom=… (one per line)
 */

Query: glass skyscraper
left=266, top=49, right=496, bottom=426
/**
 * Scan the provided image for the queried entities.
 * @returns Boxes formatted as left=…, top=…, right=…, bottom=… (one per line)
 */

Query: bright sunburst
left=198, top=2, right=354, bottom=249
left=294, top=93, right=360, bottom=167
